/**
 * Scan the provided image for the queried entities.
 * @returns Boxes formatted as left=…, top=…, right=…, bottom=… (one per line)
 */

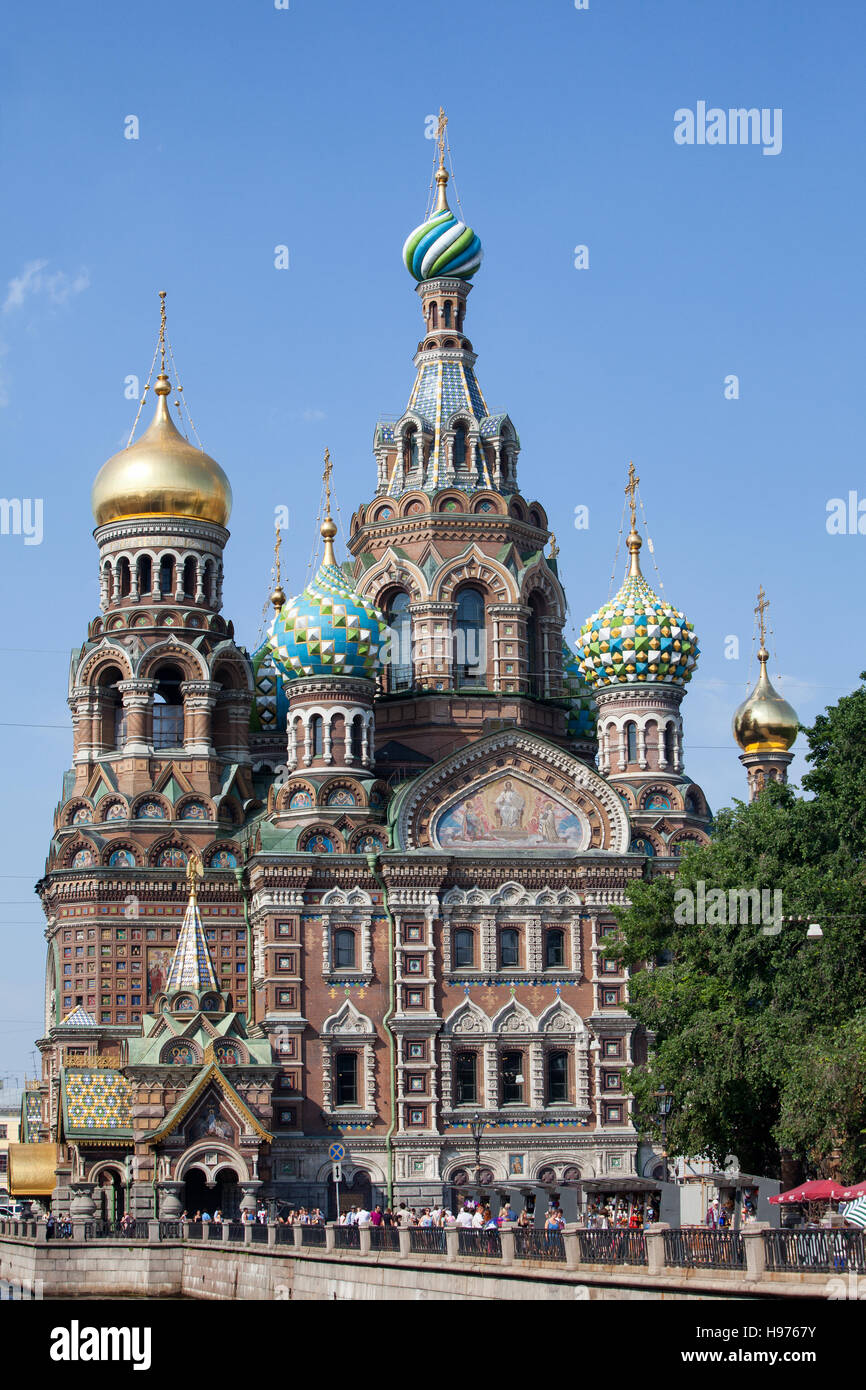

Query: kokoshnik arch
left=17, top=118, right=796, bottom=1222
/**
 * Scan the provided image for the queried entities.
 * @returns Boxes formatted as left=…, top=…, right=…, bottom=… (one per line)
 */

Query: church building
left=20, top=121, right=726, bottom=1223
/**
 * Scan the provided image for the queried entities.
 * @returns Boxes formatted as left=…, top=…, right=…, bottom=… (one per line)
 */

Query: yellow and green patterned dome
left=267, top=519, right=386, bottom=682
left=578, top=533, right=699, bottom=689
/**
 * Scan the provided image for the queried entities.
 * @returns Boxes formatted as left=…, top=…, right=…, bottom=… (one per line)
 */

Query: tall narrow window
left=159, top=555, right=175, bottom=597
left=310, top=715, right=324, bottom=758
left=499, top=928, right=520, bottom=968
left=455, top=587, right=485, bottom=686
left=183, top=556, right=196, bottom=598
left=501, top=1051, right=525, bottom=1105
left=118, top=558, right=131, bottom=598
left=547, top=1051, right=568, bottom=1104
left=626, top=721, right=638, bottom=763
left=544, top=929, right=565, bottom=969
left=453, top=929, right=474, bottom=968
left=453, top=423, right=467, bottom=468
left=454, top=1052, right=477, bottom=1106
left=350, top=715, right=363, bottom=762
left=527, top=594, right=546, bottom=695
left=137, top=555, right=152, bottom=594
left=387, top=592, right=412, bottom=692
left=334, top=1052, right=358, bottom=1106
left=333, top=929, right=356, bottom=969
left=443, top=301, right=452, bottom=327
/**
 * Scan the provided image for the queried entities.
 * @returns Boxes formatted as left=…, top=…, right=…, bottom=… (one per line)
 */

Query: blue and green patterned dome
left=267, top=559, right=386, bottom=681
left=577, top=545, right=699, bottom=689
left=562, top=641, right=597, bottom=741
left=250, top=639, right=290, bottom=732
left=403, top=167, right=482, bottom=282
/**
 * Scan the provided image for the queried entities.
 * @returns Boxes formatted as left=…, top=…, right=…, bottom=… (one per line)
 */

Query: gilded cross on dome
left=625, top=461, right=640, bottom=531
left=755, top=584, right=769, bottom=650
left=185, top=852, right=203, bottom=897
left=436, top=106, right=448, bottom=171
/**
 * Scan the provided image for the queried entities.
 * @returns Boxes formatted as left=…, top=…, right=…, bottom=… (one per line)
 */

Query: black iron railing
left=514, top=1229, right=566, bottom=1262
left=408, top=1227, right=447, bottom=1255
left=274, top=1225, right=295, bottom=1244
left=335, top=1225, right=361, bottom=1250
left=158, top=1221, right=181, bottom=1240
left=577, top=1230, right=647, bottom=1266
left=764, top=1230, right=866, bottom=1273
left=370, top=1226, right=401, bottom=1252
left=250, top=1223, right=268, bottom=1243
left=664, top=1229, right=744, bottom=1269
left=301, top=1225, right=327, bottom=1247
left=457, top=1228, right=501, bottom=1259
left=227, top=1223, right=245, bottom=1242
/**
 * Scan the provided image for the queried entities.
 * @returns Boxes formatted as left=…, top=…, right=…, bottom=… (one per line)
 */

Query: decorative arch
left=432, top=546, right=516, bottom=604
left=64, top=839, right=98, bottom=869
left=322, top=997, right=375, bottom=1036
left=103, top=843, right=138, bottom=868
left=202, top=843, right=239, bottom=869
left=131, top=794, right=170, bottom=821
left=74, top=641, right=134, bottom=689
left=491, top=999, right=537, bottom=1034
left=137, top=638, right=209, bottom=682
left=354, top=552, right=428, bottom=607
left=148, top=837, right=192, bottom=869
left=443, top=998, right=491, bottom=1036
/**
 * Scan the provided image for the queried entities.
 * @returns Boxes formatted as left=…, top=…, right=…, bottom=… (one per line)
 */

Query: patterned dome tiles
left=577, top=570, right=699, bottom=688
left=268, top=560, right=386, bottom=681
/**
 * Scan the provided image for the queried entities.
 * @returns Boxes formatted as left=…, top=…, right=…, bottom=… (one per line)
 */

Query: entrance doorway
left=97, top=1168, right=125, bottom=1225
left=182, top=1165, right=241, bottom=1219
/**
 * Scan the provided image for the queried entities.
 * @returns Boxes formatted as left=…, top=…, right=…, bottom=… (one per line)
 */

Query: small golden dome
left=91, top=373, right=232, bottom=527
left=733, top=649, right=799, bottom=753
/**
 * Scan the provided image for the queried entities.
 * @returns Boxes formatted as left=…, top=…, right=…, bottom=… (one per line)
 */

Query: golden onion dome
left=732, top=648, right=799, bottom=753
left=91, top=373, right=232, bottom=527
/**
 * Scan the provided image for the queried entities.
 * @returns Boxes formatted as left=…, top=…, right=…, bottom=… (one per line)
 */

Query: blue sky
left=1, top=0, right=863, bottom=1079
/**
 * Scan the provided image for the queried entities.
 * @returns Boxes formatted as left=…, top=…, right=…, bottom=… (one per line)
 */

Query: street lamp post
left=655, top=1084, right=673, bottom=1183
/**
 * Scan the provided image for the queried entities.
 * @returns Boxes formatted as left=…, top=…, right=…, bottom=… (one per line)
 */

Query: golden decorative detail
left=270, top=522, right=286, bottom=611
left=624, top=461, right=643, bottom=576
left=91, top=291, right=232, bottom=527
left=548, top=532, right=559, bottom=559
left=185, top=852, right=203, bottom=899
left=433, top=106, right=450, bottom=214
left=144, top=1062, right=272, bottom=1146
left=8, top=1143, right=59, bottom=1197
left=320, top=448, right=338, bottom=567
left=732, top=587, right=798, bottom=753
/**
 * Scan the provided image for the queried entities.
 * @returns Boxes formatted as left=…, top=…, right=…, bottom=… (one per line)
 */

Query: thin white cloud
left=3, top=260, right=90, bottom=313
left=301, top=408, right=326, bottom=422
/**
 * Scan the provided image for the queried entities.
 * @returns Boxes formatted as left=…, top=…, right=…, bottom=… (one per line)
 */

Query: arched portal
left=96, top=1166, right=125, bottom=1224
left=182, top=1163, right=241, bottom=1219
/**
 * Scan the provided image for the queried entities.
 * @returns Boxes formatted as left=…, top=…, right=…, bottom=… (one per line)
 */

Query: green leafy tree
left=615, top=677, right=866, bottom=1181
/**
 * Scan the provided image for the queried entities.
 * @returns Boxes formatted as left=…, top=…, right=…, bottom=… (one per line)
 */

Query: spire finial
left=270, top=521, right=286, bottom=611
left=755, top=584, right=770, bottom=661
left=320, top=448, right=338, bottom=567
left=624, top=461, right=643, bottom=576
left=185, top=851, right=203, bottom=901
left=549, top=532, right=559, bottom=559
left=433, top=106, right=450, bottom=213
left=155, top=290, right=171, bottom=395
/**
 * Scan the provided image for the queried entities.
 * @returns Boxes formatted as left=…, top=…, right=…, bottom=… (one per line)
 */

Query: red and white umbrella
left=769, top=1179, right=851, bottom=1204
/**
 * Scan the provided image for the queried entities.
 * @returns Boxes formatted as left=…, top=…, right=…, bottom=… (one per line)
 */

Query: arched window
left=333, top=929, right=356, bottom=970
left=499, top=928, right=520, bottom=968
left=547, top=1051, right=568, bottom=1104
left=350, top=715, right=363, bottom=762
left=182, top=557, right=196, bottom=598
left=430, top=302, right=438, bottom=329
left=137, top=555, right=152, bottom=595
left=501, top=1051, right=525, bottom=1105
left=453, top=423, right=467, bottom=468
left=455, top=587, right=485, bottom=687
left=454, top=1052, right=478, bottom=1106
left=103, top=562, right=114, bottom=604
left=626, top=722, right=638, bottom=763
left=97, top=665, right=126, bottom=751
left=664, top=724, right=675, bottom=765
left=118, top=558, right=131, bottom=598
left=403, top=426, right=419, bottom=472
left=159, top=554, right=175, bottom=597
left=310, top=715, right=324, bottom=759
left=334, top=1052, right=358, bottom=1107
left=152, top=664, right=184, bottom=749
left=453, top=929, right=474, bottom=968
left=443, top=301, right=452, bottom=327
left=386, top=591, right=412, bottom=692
left=544, top=929, right=565, bottom=969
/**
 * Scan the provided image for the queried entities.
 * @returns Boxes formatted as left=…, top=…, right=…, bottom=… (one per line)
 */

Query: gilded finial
left=270, top=522, right=286, bottom=611
left=321, top=448, right=338, bottom=566
left=433, top=106, right=450, bottom=214
left=549, top=532, right=559, bottom=559
left=185, top=852, right=203, bottom=899
left=624, top=461, right=643, bottom=576
left=155, top=290, right=171, bottom=395
left=755, top=585, right=770, bottom=660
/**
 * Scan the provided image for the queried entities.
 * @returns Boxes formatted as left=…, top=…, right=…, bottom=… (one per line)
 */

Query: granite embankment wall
left=0, top=1233, right=839, bottom=1301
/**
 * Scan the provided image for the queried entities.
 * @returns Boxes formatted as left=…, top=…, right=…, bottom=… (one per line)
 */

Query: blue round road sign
left=329, top=1142, right=345, bottom=1162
